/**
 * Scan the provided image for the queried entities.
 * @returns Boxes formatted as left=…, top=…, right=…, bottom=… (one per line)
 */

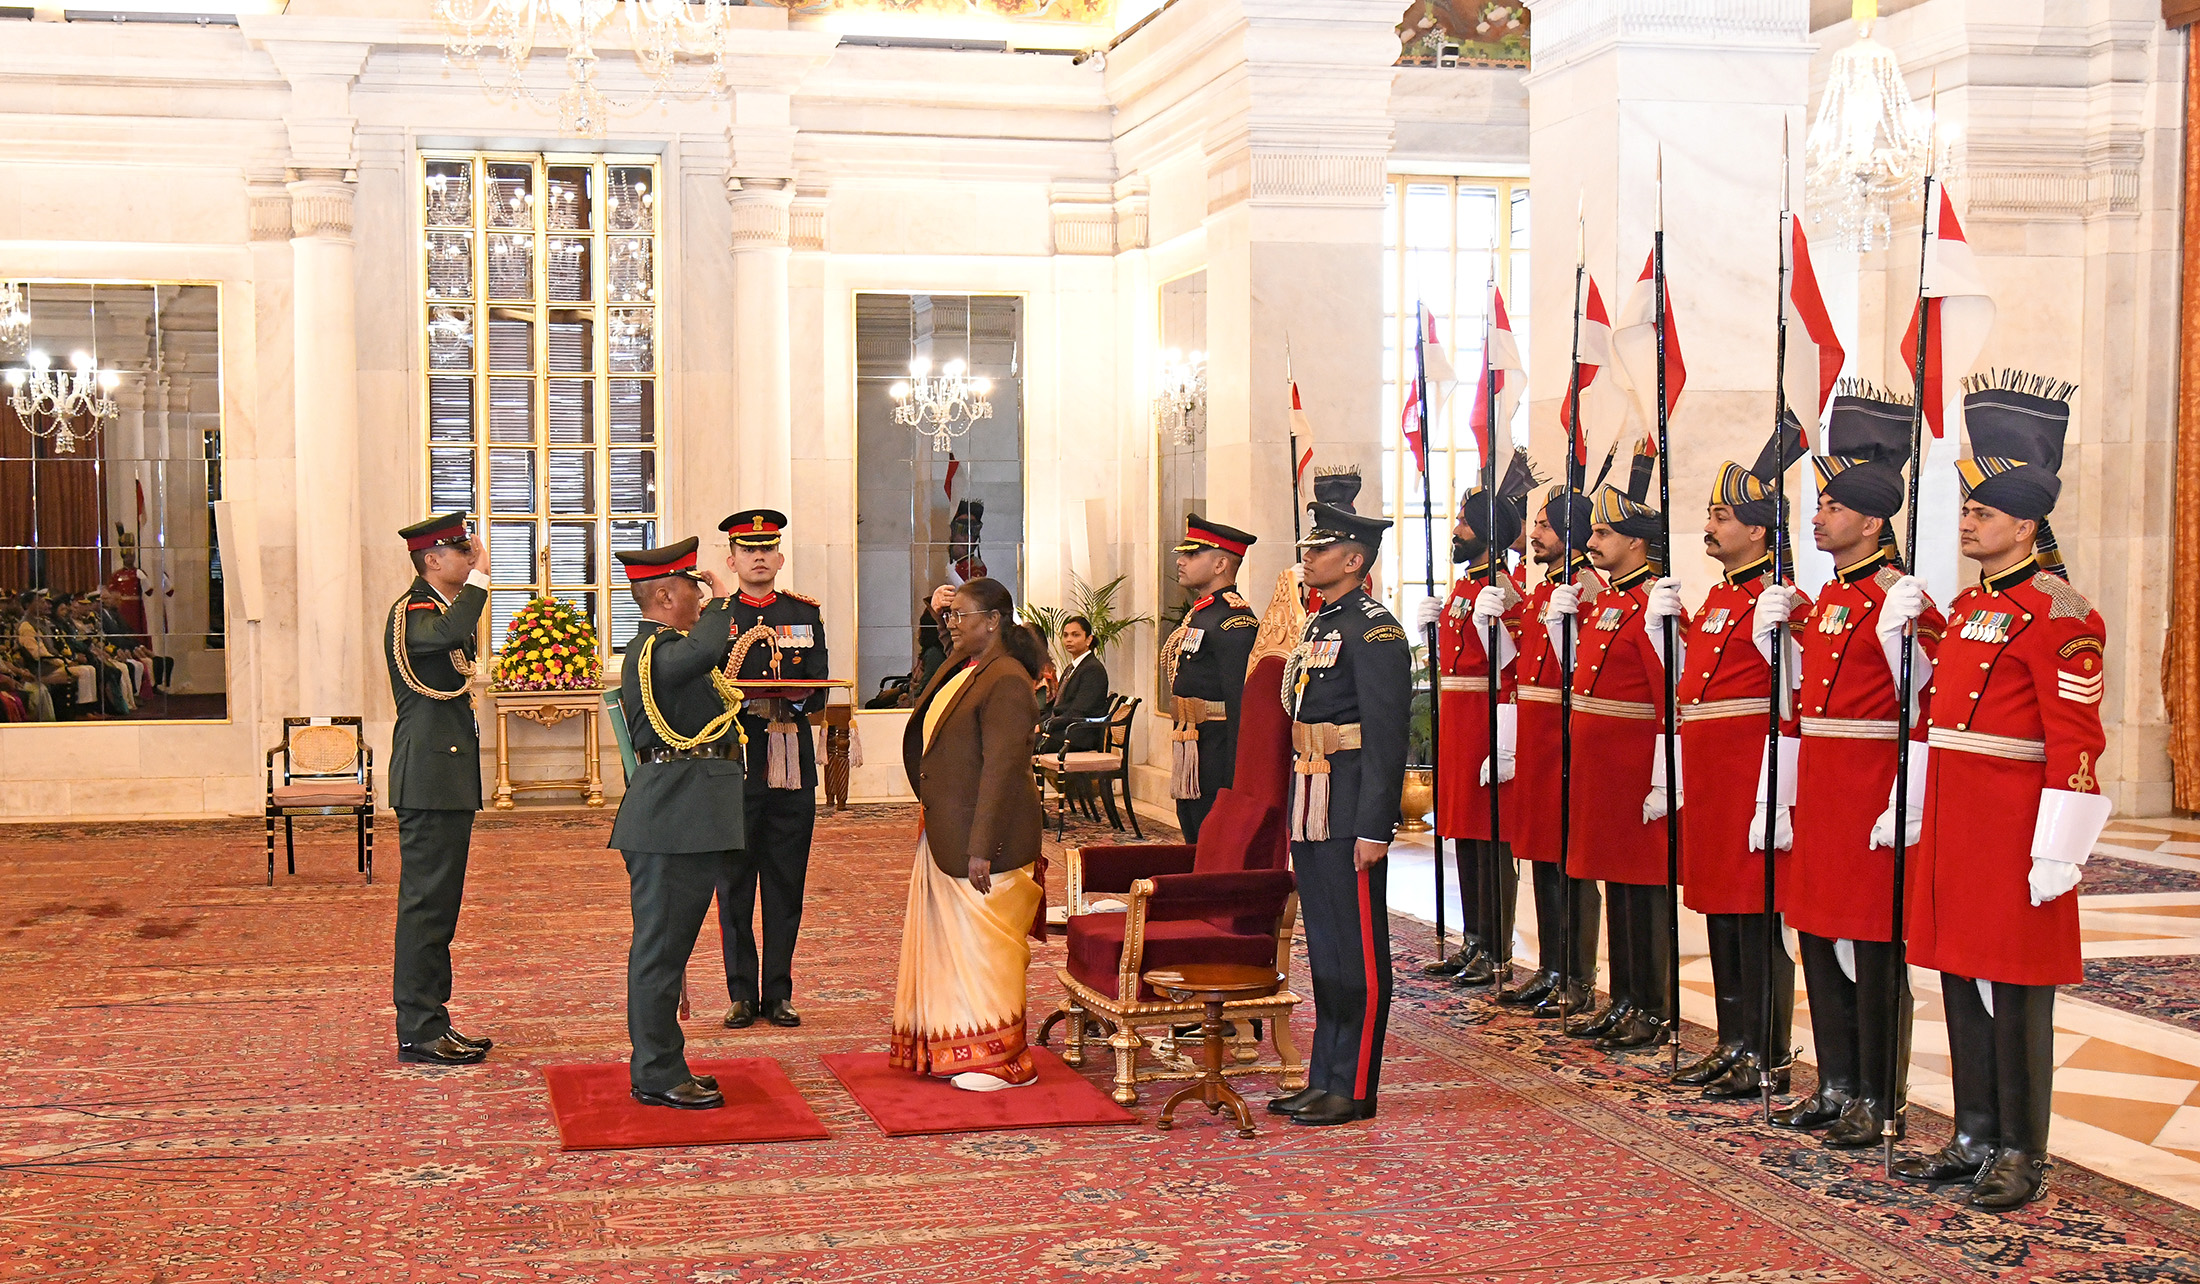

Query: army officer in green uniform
left=610, top=537, right=746, bottom=1110
left=385, top=513, right=494, bottom=1066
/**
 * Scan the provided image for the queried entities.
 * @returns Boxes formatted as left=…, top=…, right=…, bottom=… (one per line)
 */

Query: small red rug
left=823, top=1048, right=1137, bottom=1137
left=543, top=1057, right=829, bottom=1151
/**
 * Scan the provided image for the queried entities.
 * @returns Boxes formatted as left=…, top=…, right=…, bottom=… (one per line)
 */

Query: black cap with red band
left=616, top=536, right=709, bottom=584
left=719, top=508, right=788, bottom=549
left=1173, top=514, right=1256, bottom=557
left=399, top=512, right=472, bottom=553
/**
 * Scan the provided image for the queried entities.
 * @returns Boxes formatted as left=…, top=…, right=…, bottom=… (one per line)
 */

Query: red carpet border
left=0, top=806, right=2195, bottom=1282
left=823, top=1048, right=1134, bottom=1137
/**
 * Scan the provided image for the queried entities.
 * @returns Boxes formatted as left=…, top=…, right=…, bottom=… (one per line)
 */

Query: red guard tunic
left=1909, top=559, right=2107, bottom=987
left=1435, top=561, right=1528, bottom=842
left=1565, top=563, right=1673, bottom=887
left=1677, top=555, right=1807, bottom=915
left=1513, top=558, right=1602, bottom=866
left=1787, top=549, right=1945, bottom=943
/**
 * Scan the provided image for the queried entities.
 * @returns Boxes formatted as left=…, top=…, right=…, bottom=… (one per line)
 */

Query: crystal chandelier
left=434, top=0, right=740, bottom=137
left=6, top=351, right=122, bottom=456
left=0, top=282, right=28, bottom=359
left=1804, top=0, right=1932, bottom=251
left=892, top=357, right=994, bottom=454
left=1152, top=348, right=1206, bottom=446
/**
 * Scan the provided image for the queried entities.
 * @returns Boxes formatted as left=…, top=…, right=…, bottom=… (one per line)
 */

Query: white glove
left=1868, top=749, right=1931, bottom=849
left=1876, top=574, right=1934, bottom=716
left=1751, top=585, right=1800, bottom=664
left=1544, top=582, right=1580, bottom=654
left=2026, top=787, right=2112, bottom=906
left=1413, top=596, right=1443, bottom=632
left=1645, top=577, right=1685, bottom=622
left=1472, top=584, right=1509, bottom=632
left=1879, top=574, right=1928, bottom=632
left=1643, top=734, right=1683, bottom=823
left=1747, top=736, right=1799, bottom=852
left=1480, top=704, right=1518, bottom=785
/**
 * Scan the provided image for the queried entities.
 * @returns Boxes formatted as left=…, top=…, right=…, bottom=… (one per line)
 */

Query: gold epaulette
left=2033, top=571, right=2092, bottom=621
left=1222, top=590, right=1249, bottom=611
left=1874, top=565, right=1903, bottom=589
left=783, top=589, right=821, bottom=608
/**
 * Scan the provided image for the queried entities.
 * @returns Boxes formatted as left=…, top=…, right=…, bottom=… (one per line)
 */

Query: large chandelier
left=1153, top=348, right=1206, bottom=446
left=0, top=283, right=27, bottom=359
left=1804, top=0, right=1932, bottom=251
left=6, top=351, right=122, bottom=456
left=434, top=0, right=741, bottom=137
left=892, top=357, right=994, bottom=454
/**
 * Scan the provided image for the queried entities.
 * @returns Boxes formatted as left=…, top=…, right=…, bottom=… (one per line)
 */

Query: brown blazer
left=903, top=642, right=1043, bottom=879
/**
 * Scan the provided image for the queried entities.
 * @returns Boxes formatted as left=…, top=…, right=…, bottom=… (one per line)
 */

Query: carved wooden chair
left=265, top=716, right=373, bottom=885
left=1031, top=695, right=1142, bottom=839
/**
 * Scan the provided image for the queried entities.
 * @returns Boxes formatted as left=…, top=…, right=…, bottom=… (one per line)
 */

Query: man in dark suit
left=609, top=537, right=744, bottom=1110
left=383, top=512, right=493, bottom=1066
left=1165, top=515, right=1260, bottom=841
left=1038, top=615, right=1111, bottom=753
left=714, top=509, right=829, bottom=1031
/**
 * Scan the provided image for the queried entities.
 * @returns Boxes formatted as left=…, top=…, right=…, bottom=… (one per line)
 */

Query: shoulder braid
left=2034, top=571, right=2092, bottom=621
left=388, top=596, right=473, bottom=702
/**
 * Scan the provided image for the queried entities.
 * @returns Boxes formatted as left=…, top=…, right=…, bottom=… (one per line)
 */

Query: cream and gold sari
left=888, top=665, right=1044, bottom=1084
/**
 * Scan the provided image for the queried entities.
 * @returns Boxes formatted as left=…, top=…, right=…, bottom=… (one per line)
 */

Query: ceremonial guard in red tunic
left=1894, top=377, right=2110, bottom=1211
left=1670, top=422, right=1807, bottom=1099
left=1495, top=486, right=1602, bottom=1018
left=1760, top=389, right=1945, bottom=1148
left=1549, top=444, right=1676, bottom=1052
left=1416, top=451, right=1536, bottom=989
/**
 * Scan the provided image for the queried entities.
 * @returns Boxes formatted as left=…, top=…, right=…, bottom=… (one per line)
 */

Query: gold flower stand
left=489, top=688, right=606, bottom=810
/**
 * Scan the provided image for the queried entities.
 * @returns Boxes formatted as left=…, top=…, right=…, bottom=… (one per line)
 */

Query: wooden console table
left=490, top=689, right=605, bottom=810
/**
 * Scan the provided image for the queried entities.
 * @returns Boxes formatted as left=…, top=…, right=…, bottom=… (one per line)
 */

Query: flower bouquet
left=491, top=595, right=603, bottom=692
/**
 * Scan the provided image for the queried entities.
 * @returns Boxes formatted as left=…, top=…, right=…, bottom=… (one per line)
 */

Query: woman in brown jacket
left=890, top=577, right=1049, bottom=1091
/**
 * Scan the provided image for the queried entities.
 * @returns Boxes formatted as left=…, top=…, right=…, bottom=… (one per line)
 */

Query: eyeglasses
left=939, top=608, right=998, bottom=624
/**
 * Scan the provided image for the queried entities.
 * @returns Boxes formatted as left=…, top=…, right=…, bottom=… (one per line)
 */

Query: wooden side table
left=1143, top=963, right=1283, bottom=1138
left=489, top=689, right=605, bottom=810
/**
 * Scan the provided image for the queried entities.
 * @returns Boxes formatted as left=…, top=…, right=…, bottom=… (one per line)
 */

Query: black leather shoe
left=1498, top=969, right=1557, bottom=1008
left=1421, top=946, right=1474, bottom=977
left=1892, top=1135, right=1998, bottom=1184
left=1564, top=998, right=1630, bottom=1040
left=632, top=1081, right=725, bottom=1110
left=691, top=1073, right=719, bottom=1093
left=1268, top=1086, right=1327, bottom=1116
left=1968, top=1149, right=2050, bottom=1210
left=1531, top=980, right=1594, bottom=1021
left=446, top=1029, right=494, bottom=1052
left=1290, top=1093, right=1373, bottom=1126
left=764, top=1000, right=802, bottom=1028
left=398, top=1033, right=487, bottom=1065
left=1671, top=1039, right=1743, bottom=1086
left=1595, top=1011, right=1670, bottom=1052
left=1823, top=1096, right=1903, bottom=1149
left=1702, top=1054, right=1789, bottom=1100
left=1451, top=950, right=1499, bottom=989
left=723, top=1001, right=757, bottom=1029
left=1768, top=1087, right=1853, bottom=1131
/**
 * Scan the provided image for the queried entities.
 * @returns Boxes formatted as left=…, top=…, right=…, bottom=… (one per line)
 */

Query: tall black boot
left=1600, top=883, right=1673, bottom=1050
left=1568, top=883, right=1630, bottom=1037
left=1676, top=914, right=1745, bottom=1084
left=1772, top=933, right=1857, bottom=1130
left=1501, top=860, right=1564, bottom=1007
left=1825, top=939, right=1910, bottom=1148
left=1972, top=983, right=2056, bottom=1211
left=1466, top=841, right=1520, bottom=989
left=1707, top=912, right=1796, bottom=1099
left=1895, top=972, right=2001, bottom=1183
left=1422, top=840, right=1479, bottom=977
left=1452, top=840, right=1502, bottom=987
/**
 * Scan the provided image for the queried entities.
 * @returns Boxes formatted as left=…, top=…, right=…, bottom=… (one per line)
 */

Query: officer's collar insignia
left=739, top=590, right=778, bottom=608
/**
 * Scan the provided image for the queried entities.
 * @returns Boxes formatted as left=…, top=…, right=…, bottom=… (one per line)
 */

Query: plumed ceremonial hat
left=1813, top=382, right=1915, bottom=519
left=1175, top=513, right=1256, bottom=557
left=1957, top=372, right=2073, bottom=522
left=1311, top=465, right=1364, bottom=514
left=1590, top=436, right=1662, bottom=542
left=1712, top=408, right=1808, bottom=530
left=1459, top=448, right=1542, bottom=555
left=719, top=508, right=788, bottom=549
left=1543, top=484, right=1594, bottom=542
left=1298, top=501, right=1388, bottom=553
left=616, top=536, right=708, bottom=584
left=399, top=512, right=471, bottom=552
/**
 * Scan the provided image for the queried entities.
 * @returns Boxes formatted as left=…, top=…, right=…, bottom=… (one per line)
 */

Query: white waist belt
left=1518, top=686, right=1563, bottom=705
left=1438, top=676, right=1491, bottom=693
left=1679, top=697, right=1770, bottom=723
left=1800, top=716, right=1900, bottom=741
left=1569, top=694, right=1658, bottom=721
left=1927, top=726, right=2047, bottom=763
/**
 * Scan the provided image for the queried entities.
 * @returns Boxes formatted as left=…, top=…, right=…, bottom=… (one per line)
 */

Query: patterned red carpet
left=3, top=807, right=2198, bottom=1282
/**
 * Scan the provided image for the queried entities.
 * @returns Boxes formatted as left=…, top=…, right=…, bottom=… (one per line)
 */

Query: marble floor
left=1386, top=816, right=2200, bottom=1211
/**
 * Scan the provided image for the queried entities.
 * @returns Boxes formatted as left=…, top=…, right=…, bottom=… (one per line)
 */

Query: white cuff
left=1651, top=732, right=1681, bottom=797
left=464, top=568, right=492, bottom=591
left=1648, top=617, right=1681, bottom=674
left=1878, top=628, right=1932, bottom=720
left=1496, top=703, right=1517, bottom=758
left=1757, top=735, right=1799, bottom=807
left=1889, top=746, right=1930, bottom=818
left=2030, top=788, right=2111, bottom=866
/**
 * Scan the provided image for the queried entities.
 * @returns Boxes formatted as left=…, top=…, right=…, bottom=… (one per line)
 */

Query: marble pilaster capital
left=727, top=178, right=794, bottom=252
left=788, top=191, right=828, bottom=253
left=1114, top=179, right=1151, bottom=252
left=1523, top=0, right=1809, bottom=72
left=287, top=169, right=355, bottom=242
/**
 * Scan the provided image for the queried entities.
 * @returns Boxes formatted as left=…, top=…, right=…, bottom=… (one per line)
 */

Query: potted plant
left=1401, top=642, right=1435, bottom=832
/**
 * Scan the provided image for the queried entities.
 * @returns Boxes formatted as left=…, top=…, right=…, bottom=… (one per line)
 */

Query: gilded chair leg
left=1065, top=1003, right=1090, bottom=1067
left=1109, top=1024, right=1142, bottom=1105
left=1230, top=1014, right=1260, bottom=1065
left=1036, top=1002, right=1069, bottom=1050
left=1272, top=1008, right=1307, bottom=1092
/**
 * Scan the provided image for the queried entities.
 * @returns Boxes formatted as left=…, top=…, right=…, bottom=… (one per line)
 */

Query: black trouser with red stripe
left=1291, top=751, right=1394, bottom=1109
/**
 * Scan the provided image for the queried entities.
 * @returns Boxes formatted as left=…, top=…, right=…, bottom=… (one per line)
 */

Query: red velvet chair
left=1042, top=580, right=1306, bottom=1104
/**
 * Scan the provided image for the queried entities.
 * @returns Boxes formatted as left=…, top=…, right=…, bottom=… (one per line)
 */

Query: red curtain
left=0, top=404, right=108, bottom=597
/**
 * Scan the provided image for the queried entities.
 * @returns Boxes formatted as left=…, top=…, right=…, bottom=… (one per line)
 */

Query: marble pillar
left=1522, top=0, right=1813, bottom=598
left=729, top=178, right=796, bottom=565
left=289, top=168, right=361, bottom=714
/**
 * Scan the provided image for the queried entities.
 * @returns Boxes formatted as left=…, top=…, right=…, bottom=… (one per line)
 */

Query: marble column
left=288, top=168, right=361, bottom=714
left=728, top=177, right=796, bottom=559
left=1522, top=0, right=1813, bottom=597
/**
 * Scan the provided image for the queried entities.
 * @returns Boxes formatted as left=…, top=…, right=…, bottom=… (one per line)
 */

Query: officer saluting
left=1267, top=502, right=1411, bottom=1128
left=609, top=537, right=744, bottom=1110
left=1163, top=515, right=1259, bottom=842
left=385, top=512, right=494, bottom=1066
left=714, top=509, right=828, bottom=1031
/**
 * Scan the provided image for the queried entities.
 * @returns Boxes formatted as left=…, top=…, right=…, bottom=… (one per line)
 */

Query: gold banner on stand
left=2173, top=22, right=2200, bottom=811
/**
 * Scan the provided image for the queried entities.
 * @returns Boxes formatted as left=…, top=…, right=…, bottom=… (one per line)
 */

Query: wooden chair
left=1031, top=695, right=1142, bottom=840
left=265, top=716, right=373, bottom=885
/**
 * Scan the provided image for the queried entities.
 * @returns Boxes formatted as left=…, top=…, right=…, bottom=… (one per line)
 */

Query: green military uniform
left=1163, top=514, right=1259, bottom=842
left=384, top=513, right=490, bottom=1063
left=608, top=537, right=747, bottom=1105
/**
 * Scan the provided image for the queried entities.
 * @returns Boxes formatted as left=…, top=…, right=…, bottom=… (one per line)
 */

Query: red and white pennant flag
left=1899, top=184, right=1996, bottom=439
left=1401, top=304, right=1457, bottom=474
left=1610, top=253, right=1687, bottom=458
left=1289, top=381, right=1315, bottom=493
left=1558, top=276, right=1611, bottom=464
left=1784, top=217, right=1845, bottom=444
left=1466, top=284, right=1526, bottom=466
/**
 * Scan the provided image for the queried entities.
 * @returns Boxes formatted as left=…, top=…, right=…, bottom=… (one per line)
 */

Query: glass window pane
left=1404, top=183, right=1450, bottom=249
left=1457, top=251, right=1494, bottom=322
left=1383, top=182, right=1398, bottom=248
left=609, top=587, right=642, bottom=651
left=487, top=162, right=533, bottom=229
left=427, top=232, right=473, bottom=300
left=609, top=379, right=654, bottom=443
left=487, top=233, right=535, bottom=301
left=608, top=237, right=654, bottom=304
left=547, top=450, right=594, bottom=515
left=609, top=519, right=656, bottom=558
left=1510, top=187, right=1531, bottom=247
left=548, top=310, right=593, bottom=373
left=425, top=159, right=473, bottom=227
left=489, top=521, right=536, bottom=585
left=1457, top=187, right=1500, bottom=253
left=487, top=310, right=533, bottom=372
left=546, top=165, right=593, bottom=231
left=489, top=448, right=536, bottom=514
left=549, top=521, right=595, bottom=584
left=429, top=447, right=475, bottom=512
left=427, top=306, right=474, bottom=372
left=1406, top=249, right=1450, bottom=315
left=606, top=166, right=655, bottom=233
left=490, top=588, right=533, bottom=652
left=488, top=378, right=534, bottom=443
left=609, top=449, right=655, bottom=514
left=548, top=236, right=591, bottom=303
left=548, top=380, right=593, bottom=444
left=609, top=308, right=653, bottom=374
left=428, top=377, right=474, bottom=443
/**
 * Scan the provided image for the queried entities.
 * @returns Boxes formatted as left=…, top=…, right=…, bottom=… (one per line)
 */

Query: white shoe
left=950, top=1071, right=1038, bottom=1092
